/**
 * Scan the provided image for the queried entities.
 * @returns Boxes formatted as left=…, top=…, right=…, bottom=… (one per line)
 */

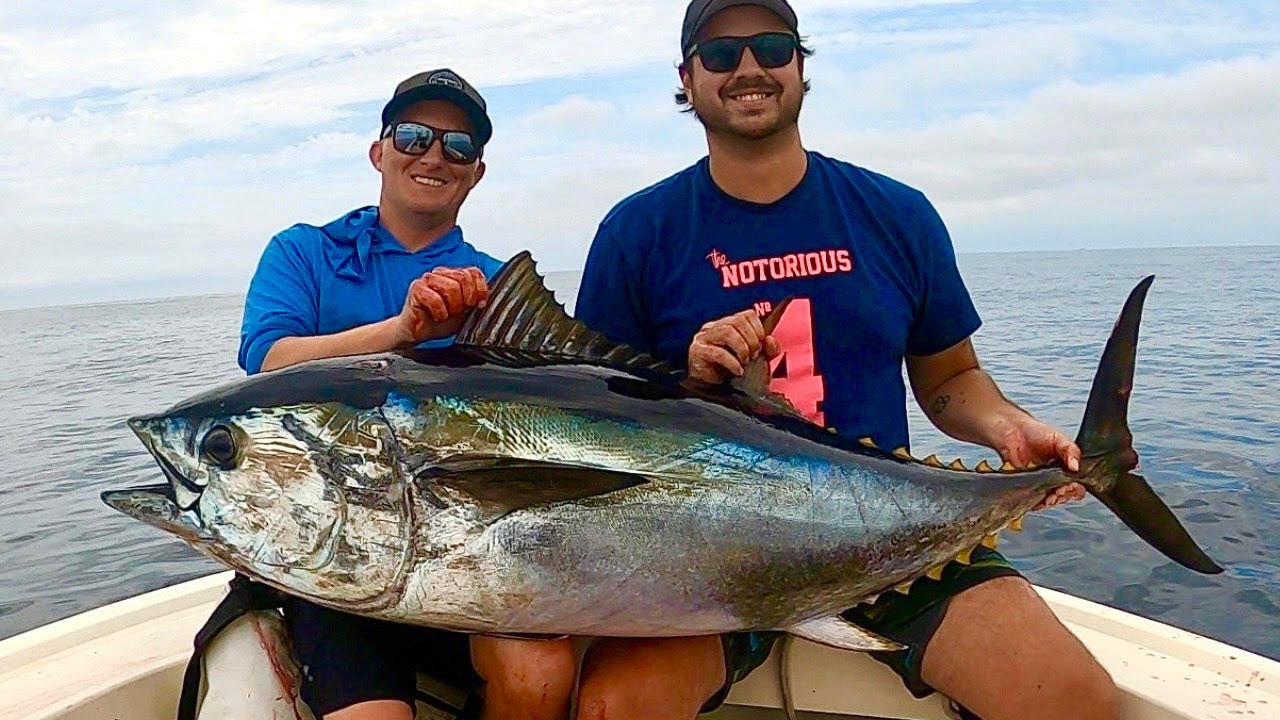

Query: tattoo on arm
left=932, top=394, right=951, bottom=416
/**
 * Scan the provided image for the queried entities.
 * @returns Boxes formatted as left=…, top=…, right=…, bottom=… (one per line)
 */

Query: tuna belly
left=395, top=486, right=900, bottom=636
left=390, top=510, right=743, bottom=636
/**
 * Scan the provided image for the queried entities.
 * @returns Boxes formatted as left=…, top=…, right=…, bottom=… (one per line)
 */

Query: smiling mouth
left=412, top=176, right=447, bottom=188
left=729, top=91, right=774, bottom=102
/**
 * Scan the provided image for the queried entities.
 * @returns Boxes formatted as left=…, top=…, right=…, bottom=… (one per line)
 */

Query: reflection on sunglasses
left=382, top=122, right=480, bottom=164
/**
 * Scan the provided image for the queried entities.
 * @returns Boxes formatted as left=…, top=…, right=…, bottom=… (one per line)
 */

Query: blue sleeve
left=238, top=231, right=320, bottom=375
left=905, top=196, right=981, bottom=356
left=574, top=219, right=654, bottom=353
left=476, top=251, right=506, bottom=280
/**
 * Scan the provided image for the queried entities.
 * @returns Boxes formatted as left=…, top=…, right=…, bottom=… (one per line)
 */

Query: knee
left=580, top=675, right=686, bottom=720
left=577, top=638, right=724, bottom=720
left=577, top=680, right=645, bottom=720
left=1053, top=664, right=1120, bottom=720
left=577, top=648, right=657, bottom=720
left=472, top=636, right=577, bottom=707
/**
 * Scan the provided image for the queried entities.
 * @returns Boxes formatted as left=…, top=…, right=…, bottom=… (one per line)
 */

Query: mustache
left=721, top=78, right=781, bottom=97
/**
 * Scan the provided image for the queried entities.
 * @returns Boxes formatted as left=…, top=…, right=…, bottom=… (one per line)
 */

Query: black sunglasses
left=687, top=32, right=799, bottom=73
left=382, top=122, right=480, bottom=164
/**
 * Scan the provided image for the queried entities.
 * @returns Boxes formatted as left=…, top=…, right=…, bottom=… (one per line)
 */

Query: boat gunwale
left=0, top=572, right=231, bottom=677
left=2, top=572, right=1277, bottom=720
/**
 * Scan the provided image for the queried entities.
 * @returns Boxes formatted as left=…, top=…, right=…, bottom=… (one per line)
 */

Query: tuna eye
left=201, top=426, right=238, bottom=470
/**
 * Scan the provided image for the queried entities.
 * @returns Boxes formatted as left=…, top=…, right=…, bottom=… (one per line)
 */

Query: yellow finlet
left=923, top=454, right=943, bottom=467
left=948, top=458, right=966, bottom=471
left=955, top=547, right=973, bottom=565
left=925, top=565, right=945, bottom=581
left=981, top=533, right=1000, bottom=549
left=893, top=581, right=914, bottom=595
left=892, top=447, right=912, bottom=461
left=859, top=437, right=877, bottom=449
left=999, top=460, right=1017, bottom=472
left=975, top=459, right=994, bottom=473
left=1009, top=516, right=1024, bottom=532
left=858, top=593, right=880, bottom=606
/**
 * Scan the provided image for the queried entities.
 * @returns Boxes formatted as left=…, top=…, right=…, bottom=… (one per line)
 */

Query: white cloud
left=0, top=0, right=1276, bottom=308
left=803, top=53, right=1280, bottom=247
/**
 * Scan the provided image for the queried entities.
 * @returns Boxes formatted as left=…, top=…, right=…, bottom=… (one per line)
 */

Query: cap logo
left=427, top=71, right=464, bottom=90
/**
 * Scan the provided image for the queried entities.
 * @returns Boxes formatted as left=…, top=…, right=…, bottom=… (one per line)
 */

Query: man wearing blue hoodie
left=238, top=68, right=575, bottom=720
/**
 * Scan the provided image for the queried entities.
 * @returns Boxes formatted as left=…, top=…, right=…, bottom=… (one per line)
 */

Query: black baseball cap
left=381, top=68, right=493, bottom=146
left=681, top=0, right=799, bottom=58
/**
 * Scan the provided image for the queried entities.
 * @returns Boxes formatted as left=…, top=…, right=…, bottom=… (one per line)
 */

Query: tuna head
left=104, top=365, right=414, bottom=611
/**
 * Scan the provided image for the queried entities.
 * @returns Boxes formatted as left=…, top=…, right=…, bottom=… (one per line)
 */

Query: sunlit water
left=1, top=245, right=1276, bottom=661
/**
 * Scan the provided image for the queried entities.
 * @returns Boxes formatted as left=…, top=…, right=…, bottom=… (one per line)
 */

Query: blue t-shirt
left=575, top=152, right=980, bottom=452
left=238, top=206, right=506, bottom=375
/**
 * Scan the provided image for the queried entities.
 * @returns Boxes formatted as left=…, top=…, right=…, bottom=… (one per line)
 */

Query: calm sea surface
left=0, top=245, right=1277, bottom=661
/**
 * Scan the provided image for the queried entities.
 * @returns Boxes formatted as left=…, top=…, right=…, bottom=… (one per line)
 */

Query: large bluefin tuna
left=103, top=252, right=1221, bottom=652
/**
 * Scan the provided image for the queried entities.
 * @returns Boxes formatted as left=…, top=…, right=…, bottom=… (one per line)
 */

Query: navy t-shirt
left=575, top=152, right=980, bottom=452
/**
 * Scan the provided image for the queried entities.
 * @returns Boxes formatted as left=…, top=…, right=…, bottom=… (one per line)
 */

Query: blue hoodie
left=238, top=206, right=505, bottom=375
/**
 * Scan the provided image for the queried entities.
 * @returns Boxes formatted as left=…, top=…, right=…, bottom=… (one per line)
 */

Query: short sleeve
left=905, top=196, right=982, bottom=357
left=238, top=232, right=320, bottom=375
left=574, top=219, right=654, bottom=353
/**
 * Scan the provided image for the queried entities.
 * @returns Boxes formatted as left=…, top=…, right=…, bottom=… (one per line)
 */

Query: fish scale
left=105, top=252, right=1222, bottom=655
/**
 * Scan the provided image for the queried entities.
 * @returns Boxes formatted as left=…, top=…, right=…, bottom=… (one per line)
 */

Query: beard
left=690, top=77, right=804, bottom=140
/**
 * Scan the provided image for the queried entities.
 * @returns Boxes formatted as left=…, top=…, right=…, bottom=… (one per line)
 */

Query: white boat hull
left=0, top=572, right=1276, bottom=720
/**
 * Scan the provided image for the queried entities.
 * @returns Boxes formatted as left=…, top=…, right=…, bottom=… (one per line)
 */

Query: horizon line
left=2, top=241, right=1276, bottom=315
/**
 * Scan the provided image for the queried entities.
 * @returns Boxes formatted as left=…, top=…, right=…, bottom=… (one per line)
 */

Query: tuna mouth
left=128, top=416, right=205, bottom=508
left=100, top=485, right=210, bottom=542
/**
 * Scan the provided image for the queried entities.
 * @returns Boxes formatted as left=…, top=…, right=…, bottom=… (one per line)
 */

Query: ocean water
left=0, top=245, right=1277, bottom=663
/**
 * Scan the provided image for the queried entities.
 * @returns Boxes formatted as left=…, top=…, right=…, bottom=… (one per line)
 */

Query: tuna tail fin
left=1074, top=276, right=1222, bottom=574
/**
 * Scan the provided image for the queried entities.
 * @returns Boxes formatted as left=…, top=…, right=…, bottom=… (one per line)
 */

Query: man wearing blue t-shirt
left=238, top=69, right=575, bottom=720
left=571, top=2, right=1119, bottom=719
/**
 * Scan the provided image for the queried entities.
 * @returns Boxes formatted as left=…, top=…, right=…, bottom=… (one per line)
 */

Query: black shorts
left=706, top=547, right=1022, bottom=709
left=283, top=596, right=482, bottom=717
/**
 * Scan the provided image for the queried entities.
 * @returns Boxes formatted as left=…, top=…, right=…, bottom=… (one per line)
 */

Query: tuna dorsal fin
left=421, top=455, right=648, bottom=518
left=786, top=616, right=904, bottom=652
left=454, top=251, right=678, bottom=377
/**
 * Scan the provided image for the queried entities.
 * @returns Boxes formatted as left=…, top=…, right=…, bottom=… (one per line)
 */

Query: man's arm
left=259, top=267, right=488, bottom=373
left=259, top=317, right=407, bottom=373
left=906, top=338, right=1085, bottom=508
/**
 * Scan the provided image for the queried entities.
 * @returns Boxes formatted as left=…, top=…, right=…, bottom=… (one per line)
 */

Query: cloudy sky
left=0, top=0, right=1276, bottom=309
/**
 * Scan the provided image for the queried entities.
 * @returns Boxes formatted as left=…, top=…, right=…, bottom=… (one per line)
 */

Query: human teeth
left=735, top=92, right=768, bottom=101
left=413, top=177, right=445, bottom=187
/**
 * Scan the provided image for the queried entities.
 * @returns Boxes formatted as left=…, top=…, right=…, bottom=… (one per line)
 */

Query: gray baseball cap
left=381, top=68, right=493, bottom=146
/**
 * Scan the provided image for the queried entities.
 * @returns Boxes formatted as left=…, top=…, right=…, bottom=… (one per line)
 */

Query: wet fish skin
left=104, top=253, right=1221, bottom=646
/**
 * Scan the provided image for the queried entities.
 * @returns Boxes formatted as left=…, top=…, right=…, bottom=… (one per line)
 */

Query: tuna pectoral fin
left=786, top=616, right=904, bottom=652
left=424, top=456, right=647, bottom=517
left=1074, top=276, right=1222, bottom=574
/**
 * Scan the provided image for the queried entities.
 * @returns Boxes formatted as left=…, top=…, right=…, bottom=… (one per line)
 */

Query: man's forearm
left=260, top=317, right=406, bottom=373
left=917, top=367, right=1032, bottom=450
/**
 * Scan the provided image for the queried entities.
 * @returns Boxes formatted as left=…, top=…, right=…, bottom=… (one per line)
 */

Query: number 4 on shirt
left=765, top=298, right=826, bottom=425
